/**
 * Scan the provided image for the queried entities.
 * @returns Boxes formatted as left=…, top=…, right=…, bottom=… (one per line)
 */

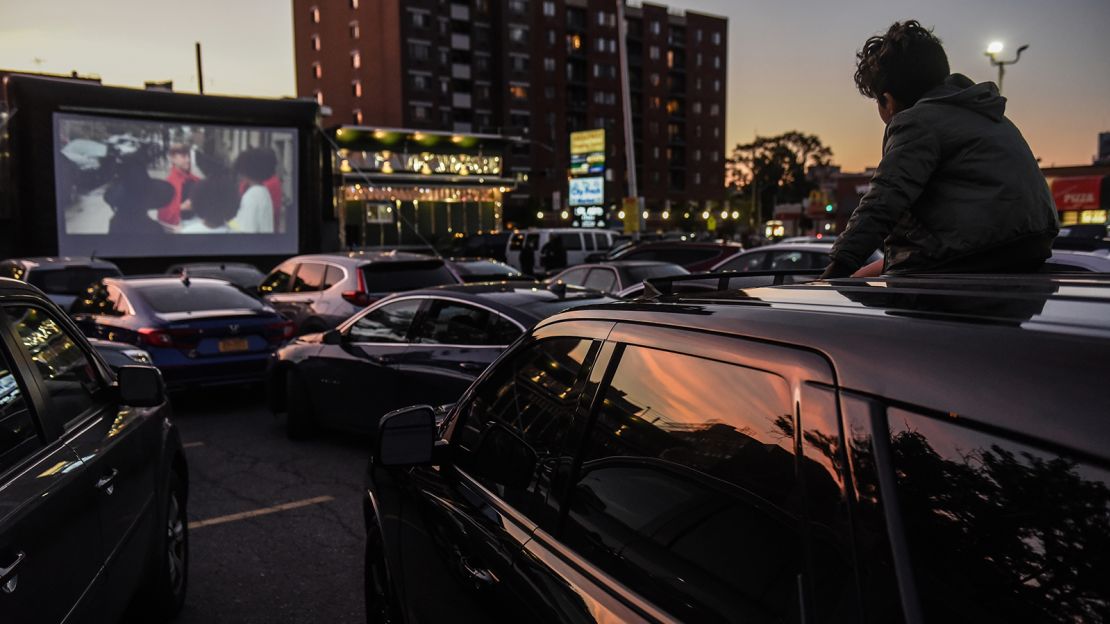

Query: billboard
left=569, top=129, right=605, bottom=176
left=569, top=176, right=604, bottom=206
left=53, top=112, right=299, bottom=257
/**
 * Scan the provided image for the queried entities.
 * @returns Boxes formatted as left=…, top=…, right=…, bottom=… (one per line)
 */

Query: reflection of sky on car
left=0, top=371, right=19, bottom=406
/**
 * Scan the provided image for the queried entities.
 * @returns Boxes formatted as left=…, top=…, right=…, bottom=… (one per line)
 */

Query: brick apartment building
left=292, top=0, right=727, bottom=228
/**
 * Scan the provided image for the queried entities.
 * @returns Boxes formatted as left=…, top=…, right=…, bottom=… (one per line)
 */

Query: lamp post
left=984, top=41, right=1029, bottom=94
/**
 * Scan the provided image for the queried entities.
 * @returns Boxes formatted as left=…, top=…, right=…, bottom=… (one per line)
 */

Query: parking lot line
left=188, top=495, right=336, bottom=530
left=183, top=441, right=205, bottom=449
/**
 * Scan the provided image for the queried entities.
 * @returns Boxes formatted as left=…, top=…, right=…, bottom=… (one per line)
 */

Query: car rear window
left=135, top=282, right=266, bottom=313
left=455, top=260, right=518, bottom=277
left=624, top=264, right=689, bottom=283
left=360, top=261, right=458, bottom=293
left=28, top=268, right=120, bottom=295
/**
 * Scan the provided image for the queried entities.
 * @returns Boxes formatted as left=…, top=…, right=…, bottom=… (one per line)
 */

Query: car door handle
left=96, top=468, right=119, bottom=495
left=0, top=551, right=25, bottom=593
left=459, top=557, right=497, bottom=586
left=458, top=362, right=485, bottom=372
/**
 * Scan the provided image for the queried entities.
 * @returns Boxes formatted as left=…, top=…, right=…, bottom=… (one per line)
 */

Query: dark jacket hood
left=916, top=73, right=1007, bottom=122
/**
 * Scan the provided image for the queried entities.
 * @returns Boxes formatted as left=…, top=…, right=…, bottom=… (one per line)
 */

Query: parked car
left=259, top=252, right=462, bottom=334
left=1042, top=249, right=1110, bottom=272
left=268, top=282, right=616, bottom=439
left=89, top=337, right=153, bottom=368
left=0, top=256, right=122, bottom=310
left=0, top=278, right=188, bottom=623
left=364, top=272, right=1110, bottom=624
left=446, top=257, right=524, bottom=283
left=548, top=261, right=689, bottom=294
left=606, top=240, right=743, bottom=271
left=71, top=276, right=293, bottom=388
left=166, top=262, right=266, bottom=290
left=506, top=229, right=618, bottom=275
left=711, top=242, right=882, bottom=273
left=448, top=232, right=512, bottom=262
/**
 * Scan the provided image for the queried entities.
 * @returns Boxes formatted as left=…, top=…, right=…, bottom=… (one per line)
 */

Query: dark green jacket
left=827, top=74, right=1059, bottom=276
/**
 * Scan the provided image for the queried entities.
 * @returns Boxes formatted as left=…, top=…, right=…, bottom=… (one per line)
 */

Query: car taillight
left=265, top=320, right=295, bottom=342
left=341, top=290, right=372, bottom=306
left=138, top=328, right=174, bottom=348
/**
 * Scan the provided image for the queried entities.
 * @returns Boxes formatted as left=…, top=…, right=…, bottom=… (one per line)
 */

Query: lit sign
left=569, top=176, right=604, bottom=206
left=570, top=129, right=605, bottom=175
left=340, top=149, right=502, bottom=177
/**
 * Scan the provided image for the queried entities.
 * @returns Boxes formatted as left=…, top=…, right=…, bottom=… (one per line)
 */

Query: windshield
left=28, top=267, right=120, bottom=295
left=360, top=261, right=458, bottom=293
left=625, top=264, right=690, bottom=282
left=455, top=261, right=520, bottom=277
left=136, top=282, right=266, bottom=313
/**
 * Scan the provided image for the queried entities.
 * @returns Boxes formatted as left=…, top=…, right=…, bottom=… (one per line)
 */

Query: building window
left=544, top=57, right=555, bottom=72
left=696, top=52, right=702, bottom=67
left=713, top=79, right=721, bottom=93
left=510, top=85, right=528, bottom=100
left=693, top=149, right=701, bottom=161
left=311, top=34, right=321, bottom=51
left=649, top=72, right=660, bottom=86
left=310, top=5, right=320, bottom=23
left=543, top=1, right=555, bottom=17
left=649, top=121, right=659, bottom=135
left=695, top=124, right=702, bottom=138
left=352, top=80, right=362, bottom=97
left=353, top=108, right=363, bottom=124
left=713, top=55, right=721, bottom=69
left=650, top=96, right=662, bottom=109
left=510, top=26, right=528, bottom=44
left=412, top=74, right=428, bottom=90
left=692, top=102, right=702, bottom=115
left=713, top=126, right=720, bottom=139
left=508, top=0, right=526, bottom=15
left=441, top=79, right=450, bottom=95
left=596, top=38, right=605, bottom=53
left=666, top=49, right=675, bottom=68
left=652, top=146, right=660, bottom=159
left=712, top=31, right=722, bottom=45
left=409, top=42, right=430, bottom=60
left=411, top=12, right=428, bottom=28
left=544, top=86, right=555, bottom=98
left=413, top=105, right=428, bottom=120
left=351, top=50, right=361, bottom=68
left=650, top=21, right=661, bottom=35
left=696, top=28, right=703, bottom=43
left=568, top=34, right=583, bottom=51
left=312, top=61, right=322, bottom=79
left=548, top=29, right=556, bottom=46
left=350, top=0, right=359, bottom=8
left=349, top=21, right=360, bottom=39
left=609, top=39, right=617, bottom=53
left=710, top=103, right=720, bottom=116
left=694, top=172, right=701, bottom=185
left=649, top=45, right=660, bottom=60
left=313, top=89, right=323, bottom=105
left=710, top=151, right=719, bottom=163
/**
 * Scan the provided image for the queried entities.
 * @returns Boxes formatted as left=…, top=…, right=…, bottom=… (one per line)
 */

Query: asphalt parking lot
left=170, top=386, right=370, bottom=624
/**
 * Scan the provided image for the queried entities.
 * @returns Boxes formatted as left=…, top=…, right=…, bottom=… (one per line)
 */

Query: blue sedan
left=72, top=276, right=293, bottom=387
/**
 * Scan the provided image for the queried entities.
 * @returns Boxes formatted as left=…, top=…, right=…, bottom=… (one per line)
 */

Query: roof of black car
left=390, top=281, right=615, bottom=321
left=3, top=256, right=120, bottom=270
left=298, top=251, right=441, bottom=266
left=543, top=273, right=1110, bottom=462
left=600, top=260, right=684, bottom=268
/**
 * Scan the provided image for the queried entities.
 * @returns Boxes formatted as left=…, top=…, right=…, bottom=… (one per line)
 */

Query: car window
left=71, top=283, right=112, bottom=316
left=524, top=234, right=540, bottom=250
left=555, top=267, right=589, bottom=286
left=26, top=267, right=120, bottom=296
left=322, top=265, right=344, bottom=289
left=4, top=305, right=104, bottom=429
left=583, top=268, right=617, bottom=292
left=290, top=263, right=327, bottom=293
left=560, top=344, right=804, bottom=622
left=509, top=233, right=525, bottom=251
left=558, top=233, right=583, bottom=251
left=360, top=261, right=457, bottom=293
left=648, top=247, right=722, bottom=266
left=768, top=250, right=813, bottom=270
left=593, top=233, right=610, bottom=251
left=886, top=408, right=1110, bottom=623
left=260, top=262, right=295, bottom=294
left=583, top=234, right=597, bottom=251
left=135, top=282, right=265, bottom=313
left=624, top=264, right=689, bottom=283
left=0, top=262, right=20, bottom=280
left=411, top=300, right=519, bottom=346
left=718, top=252, right=767, bottom=272
left=348, top=299, right=422, bottom=343
left=0, top=342, right=39, bottom=473
left=453, top=338, right=598, bottom=527
left=107, top=284, right=130, bottom=316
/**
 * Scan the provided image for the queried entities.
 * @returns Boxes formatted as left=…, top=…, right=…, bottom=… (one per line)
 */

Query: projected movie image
left=54, top=113, right=299, bottom=257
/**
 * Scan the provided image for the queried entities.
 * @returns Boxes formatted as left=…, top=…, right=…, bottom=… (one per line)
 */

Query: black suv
left=0, top=278, right=188, bottom=622
left=364, top=273, right=1110, bottom=623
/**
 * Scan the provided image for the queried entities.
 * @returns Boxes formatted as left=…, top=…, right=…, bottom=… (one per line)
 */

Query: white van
left=506, top=228, right=617, bottom=275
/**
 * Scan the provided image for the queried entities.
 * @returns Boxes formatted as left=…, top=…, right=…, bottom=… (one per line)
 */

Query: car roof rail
left=642, top=269, right=824, bottom=297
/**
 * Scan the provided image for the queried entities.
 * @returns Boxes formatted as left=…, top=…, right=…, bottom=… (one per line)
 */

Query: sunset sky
left=2, top=0, right=1107, bottom=171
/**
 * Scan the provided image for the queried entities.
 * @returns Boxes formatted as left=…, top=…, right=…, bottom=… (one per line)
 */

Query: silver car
left=711, top=242, right=882, bottom=273
left=260, top=251, right=462, bottom=334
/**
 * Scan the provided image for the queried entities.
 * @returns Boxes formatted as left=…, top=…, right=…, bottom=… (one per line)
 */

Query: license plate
left=218, top=337, right=250, bottom=353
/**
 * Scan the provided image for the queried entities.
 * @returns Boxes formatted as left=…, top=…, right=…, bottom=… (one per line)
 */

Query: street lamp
left=984, top=41, right=1029, bottom=94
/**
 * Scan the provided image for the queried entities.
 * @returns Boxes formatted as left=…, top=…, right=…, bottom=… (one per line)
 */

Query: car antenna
left=548, top=280, right=567, bottom=299
left=180, top=268, right=191, bottom=288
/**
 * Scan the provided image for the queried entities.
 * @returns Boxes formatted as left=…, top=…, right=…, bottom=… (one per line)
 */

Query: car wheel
left=286, top=369, right=316, bottom=440
left=365, top=522, right=394, bottom=624
left=135, top=470, right=188, bottom=620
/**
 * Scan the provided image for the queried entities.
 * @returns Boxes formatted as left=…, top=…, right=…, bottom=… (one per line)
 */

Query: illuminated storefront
left=330, top=127, right=518, bottom=249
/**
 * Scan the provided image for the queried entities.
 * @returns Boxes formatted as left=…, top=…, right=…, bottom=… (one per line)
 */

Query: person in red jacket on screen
left=158, top=144, right=199, bottom=226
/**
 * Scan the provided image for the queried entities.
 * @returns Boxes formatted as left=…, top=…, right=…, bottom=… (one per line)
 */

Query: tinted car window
left=27, top=267, right=120, bottom=296
left=626, top=247, right=720, bottom=266
left=5, top=305, right=104, bottom=428
left=555, top=268, right=589, bottom=286
left=887, top=408, right=1110, bottom=623
left=291, top=263, right=327, bottom=293
left=593, top=233, right=610, bottom=251
left=718, top=252, right=767, bottom=272
left=360, top=261, right=457, bottom=293
left=624, top=264, right=689, bottom=283
left=558, top=233, right=583, bottom=251
left=509, top=233, right=525, bottom=251
left=454, top=338, right=597, bottom=527
left=71, top=283, right=113, bottom=316
left=135, top=282, right=265, bottom=313
left=348, top=299, right=421, bottom=343
left=411, top=300, right=517, bottom=346
left=0, top=262, right=20, bottom=279
left=322, top=265, right=343, bottom=289
left=768, top=250, right=825, bottom=270
left=583, top=269, right=617, bottom=292
left=260, top=262, right=294, bottom=294
left=561, top=344, right=803, bottom=622
left=0, top=344, right=38, bottom=472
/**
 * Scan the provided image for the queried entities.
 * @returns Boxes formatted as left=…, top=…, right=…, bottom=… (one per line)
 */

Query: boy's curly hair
left=854, top=20, right=950, bottom=106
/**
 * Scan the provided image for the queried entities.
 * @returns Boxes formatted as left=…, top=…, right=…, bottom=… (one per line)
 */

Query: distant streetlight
left=985, top=41, right=1029, bottom=94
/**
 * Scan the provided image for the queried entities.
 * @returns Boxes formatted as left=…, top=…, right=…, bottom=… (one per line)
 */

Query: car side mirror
left=322, top=329, right=343, bottom=345
left=375, top=405, right=436, bottom=466
left=470, top=423, right=536, bottom=489
left=117, top=365, right=165, bottom=407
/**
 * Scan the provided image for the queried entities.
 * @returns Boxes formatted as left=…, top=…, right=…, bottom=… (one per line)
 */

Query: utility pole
left=195, top=42, right=205, bottom=94
left=615, top=0, right=640, bottom=235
